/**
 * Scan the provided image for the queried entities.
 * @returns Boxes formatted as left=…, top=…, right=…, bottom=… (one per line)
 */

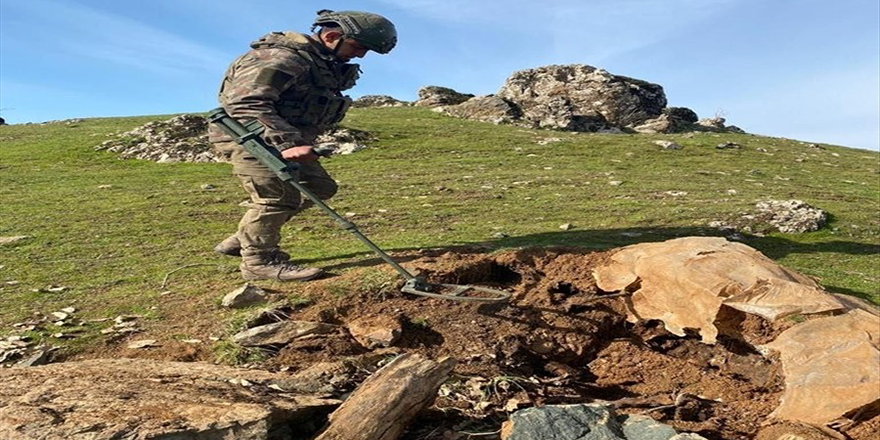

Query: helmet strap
left=331, top=36, right=345, bottom=56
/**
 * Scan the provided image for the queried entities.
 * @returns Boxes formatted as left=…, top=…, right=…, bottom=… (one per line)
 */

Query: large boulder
left=0, top=358, right=339, bottom=440
left=497, top=65, right=667, bottom=131
left=441, top=95, right=522, bottom=124
left=414, top=86, right=474, bottom=107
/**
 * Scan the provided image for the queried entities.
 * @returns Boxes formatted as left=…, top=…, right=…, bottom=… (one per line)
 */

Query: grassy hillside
left=1, top=107, right=877, bottom=354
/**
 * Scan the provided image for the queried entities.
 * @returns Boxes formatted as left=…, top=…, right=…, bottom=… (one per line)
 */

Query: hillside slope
left=0, top=106, right=877, bottom=342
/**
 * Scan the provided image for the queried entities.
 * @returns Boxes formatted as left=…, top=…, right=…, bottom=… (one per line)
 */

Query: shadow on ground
left=300, top=226, right=880, bottom=300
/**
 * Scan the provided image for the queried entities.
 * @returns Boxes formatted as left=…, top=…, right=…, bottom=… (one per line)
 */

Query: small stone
left=181, top=339, right=202, bottom=344
left=233, top=321, right=335, bottom=347
left=127, top=340, right=159, bottom=349
left=716, top=142, right=742, bottom=149
left=653, top=140, right=682, bottom=150
left=662, top=191, right=687, bottom=197
left=60, top=307, right=76, bottom=314
left=0, top=236, right=31, bottom=245
left=200, top=184, right=215, bottom=190
left=492, top=232, right=509, bottom=239
left=348, top=315, right=402, bottom=349
left=727, top=189, right=737, bottom=195
left=609, top=181, right=623, bottom=186
left=559, top=223, right=573, bottom=231
left=97, top=185, right=113, bottom=189
left=14, top=350, right=52, bottom=367
left=51, top=312, right=69, bottom=320
left=46, top=286, right=68, bottom=292
left=344, top=212, right=357, bottom=217
left=221, top=283, right=268, bottom=309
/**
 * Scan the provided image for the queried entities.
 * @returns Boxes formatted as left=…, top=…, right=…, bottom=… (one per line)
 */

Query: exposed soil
left=59, top=247, right=875, bottom=439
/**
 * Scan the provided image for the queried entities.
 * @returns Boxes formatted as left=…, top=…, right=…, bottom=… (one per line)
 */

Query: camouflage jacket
left=209, top=32, right=360, bottom=175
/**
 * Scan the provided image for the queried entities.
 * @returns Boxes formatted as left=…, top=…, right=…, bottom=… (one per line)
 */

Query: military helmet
left=312, top=10, right=397, bottom=54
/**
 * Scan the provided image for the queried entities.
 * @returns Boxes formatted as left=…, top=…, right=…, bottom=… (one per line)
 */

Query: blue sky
left=1, top=0, right=878, bottom=150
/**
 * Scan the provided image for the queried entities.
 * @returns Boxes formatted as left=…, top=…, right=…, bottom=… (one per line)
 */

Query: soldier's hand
left=281, top=145, right=319, bottom=162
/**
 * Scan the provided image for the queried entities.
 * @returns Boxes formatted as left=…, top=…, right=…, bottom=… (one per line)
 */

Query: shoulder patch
left=255, top=68, right=294, bottom=90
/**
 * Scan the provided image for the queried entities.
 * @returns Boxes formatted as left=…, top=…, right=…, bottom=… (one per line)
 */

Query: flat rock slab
left=233, top=320, right=336, bottom=347
left=0, top=358, right=339, bottom=440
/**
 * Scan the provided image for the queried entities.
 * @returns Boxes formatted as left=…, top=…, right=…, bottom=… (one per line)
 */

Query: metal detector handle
left=206, top=107, right=419, bottom=283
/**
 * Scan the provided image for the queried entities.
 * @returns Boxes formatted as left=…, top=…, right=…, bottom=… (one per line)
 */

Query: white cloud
left=1, top=0, right=230, bottom=76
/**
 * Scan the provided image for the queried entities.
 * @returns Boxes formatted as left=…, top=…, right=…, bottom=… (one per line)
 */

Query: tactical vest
left=228, top=32, right=359, bottom=129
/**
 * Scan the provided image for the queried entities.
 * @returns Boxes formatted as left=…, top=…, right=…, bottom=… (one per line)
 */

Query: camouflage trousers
left=235, top=161, right=337, bottom=259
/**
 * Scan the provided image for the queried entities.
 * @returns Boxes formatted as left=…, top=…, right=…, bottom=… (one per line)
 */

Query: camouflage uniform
left=209, top=31, right=360, bottom=263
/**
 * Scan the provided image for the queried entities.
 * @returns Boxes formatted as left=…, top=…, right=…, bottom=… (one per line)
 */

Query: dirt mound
left=53, top=247, right=877, bottom=440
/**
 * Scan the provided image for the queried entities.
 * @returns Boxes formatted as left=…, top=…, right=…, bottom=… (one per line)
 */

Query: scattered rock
left=662, top=191, right=688, bottom=197
left=653, top=140, right=682, bottom=150
left=441, top=95, right=521, bottom=124
left=14, top=349, right=53, bottom=368
left=559, top=223, right=574, bottom=231
left=0, top=236, right=30, bottom=245
left=127, top=339, right=159, bottom=349
left=353, top=95, right=408, bottom=108
left=347, top=315, right=403, bottom=349
left=221, top=283, right=268, bottom=309
left=200, top=183, right=215, bottom=190
left=609, top=181, right=623, bottom=186
left=414, top=86, right=474, bottom=107
left=272, top=360, right=360, bottom=394
left=0, top=358, right=339, bottom=439
left=537, top=137, right=563, bottom=145
left=314, top=127, right=375, bottom=155
left=754, top=200, right=828, bottom=233
left=233, top=321, right=335, bottom=347
left=696, top=117, right=728, bottom=131
left=95, top=114, right=219, bottom=163
left=716, top=142, right=742, bottom=149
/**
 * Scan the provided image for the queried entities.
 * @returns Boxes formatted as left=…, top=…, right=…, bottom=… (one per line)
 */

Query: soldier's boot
left=214, top=235, right=243, bottom=257
left=215, top=235, right=290, bottom=260
left=240, top=253, right=324, bottom=282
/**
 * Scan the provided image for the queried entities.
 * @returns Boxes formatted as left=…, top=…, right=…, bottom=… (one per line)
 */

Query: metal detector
left=208, top=108, right=511, bottom=303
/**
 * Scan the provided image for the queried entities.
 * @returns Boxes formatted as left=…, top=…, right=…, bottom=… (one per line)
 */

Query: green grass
left=1, top=108, right=878, bottom=348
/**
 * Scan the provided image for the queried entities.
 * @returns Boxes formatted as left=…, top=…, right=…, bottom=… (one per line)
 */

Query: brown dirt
left=60, top=246, right=865, bottom=439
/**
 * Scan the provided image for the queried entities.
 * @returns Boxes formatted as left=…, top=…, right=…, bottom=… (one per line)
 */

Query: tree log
left=314, top=353, right=456, bottom=440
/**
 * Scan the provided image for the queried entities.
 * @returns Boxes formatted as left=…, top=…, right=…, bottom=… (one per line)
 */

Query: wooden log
left=314, top=353, right=456, bottom=440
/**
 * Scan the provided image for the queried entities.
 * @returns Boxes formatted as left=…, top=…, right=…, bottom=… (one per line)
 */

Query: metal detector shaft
left=206, top=108, right=418, bottom=283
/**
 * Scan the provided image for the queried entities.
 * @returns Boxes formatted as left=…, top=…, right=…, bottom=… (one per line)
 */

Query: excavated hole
left=437, top=260, right=523, bottom=287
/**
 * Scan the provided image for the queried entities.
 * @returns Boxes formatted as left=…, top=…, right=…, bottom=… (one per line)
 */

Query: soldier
left=208, top=10, right=397, bottom=281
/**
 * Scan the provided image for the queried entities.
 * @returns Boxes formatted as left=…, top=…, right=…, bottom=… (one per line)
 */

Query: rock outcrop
left=414, top=86, right=474, bottom=107
left=0, top=358, right=339, bottom=440
left=353, top=95, right=408, bottom=108
left=440, top=95, right=521, bottom=124
left=497, top=64, right=666, bottom=130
